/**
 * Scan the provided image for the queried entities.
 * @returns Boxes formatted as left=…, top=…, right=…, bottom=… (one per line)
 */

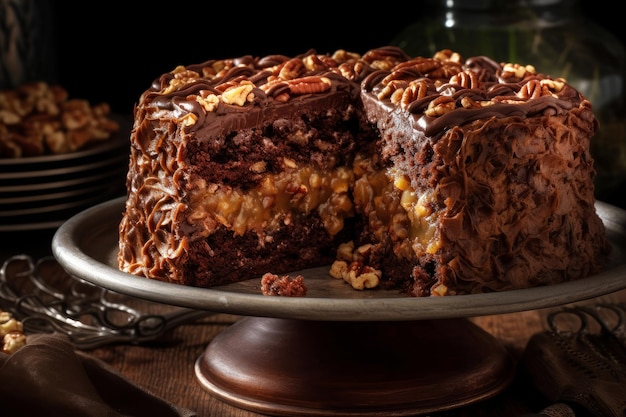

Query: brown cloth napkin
left=520, top=307, right=626, bottom=417
left=0, top=333, right=196, bottom=417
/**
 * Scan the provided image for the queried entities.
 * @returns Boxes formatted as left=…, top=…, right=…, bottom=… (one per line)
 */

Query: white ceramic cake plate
left=52, top=197, right=626, bottom=416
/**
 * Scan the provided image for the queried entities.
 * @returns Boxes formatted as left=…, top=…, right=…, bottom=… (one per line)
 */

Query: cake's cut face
left=118, top=46, right=611, bottom=296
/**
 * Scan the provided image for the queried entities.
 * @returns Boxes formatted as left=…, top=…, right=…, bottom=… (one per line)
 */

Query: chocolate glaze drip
left=419, top=95, right=574, bottom=138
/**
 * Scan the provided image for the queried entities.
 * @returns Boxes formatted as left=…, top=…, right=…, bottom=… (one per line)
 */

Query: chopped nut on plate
left=330, top=241, right=382, bottom=290
left=0, top=81, right=120, bottom=158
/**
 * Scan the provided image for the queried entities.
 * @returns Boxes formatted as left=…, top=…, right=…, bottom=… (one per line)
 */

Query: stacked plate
left=0, top=117, right=131, bottom=232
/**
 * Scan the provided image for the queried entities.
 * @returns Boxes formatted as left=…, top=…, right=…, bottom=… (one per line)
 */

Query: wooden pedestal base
left=195, top=317, right=515, bottom=416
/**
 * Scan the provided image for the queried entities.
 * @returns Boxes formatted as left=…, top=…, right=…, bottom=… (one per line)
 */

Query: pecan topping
left=425, top=96, right=456, bottom=117
left=450, top=70, right=480, bottom=89
left=303, top=54, right=334, bottom=72
left=287, top=76, right=332, bottom=95
left=278, top=58, right=306, bottom=81
left=377, top=79, right=408, bottom=101
left=518, top=79, right=543, bottom=100
left=400, top=79, right=434, bottom=110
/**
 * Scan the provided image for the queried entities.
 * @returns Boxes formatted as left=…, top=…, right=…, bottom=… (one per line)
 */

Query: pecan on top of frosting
left=360, top=49, right=593, bottom=138
left=144, top=46, right=413, bottom=112
left=363, top=49, right=584, bottom=116
left=142, top=46, right=590, bottom=139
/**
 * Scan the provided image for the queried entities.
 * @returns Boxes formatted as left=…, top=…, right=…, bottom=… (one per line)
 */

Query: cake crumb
left=260, top=273, right=307, bottom=297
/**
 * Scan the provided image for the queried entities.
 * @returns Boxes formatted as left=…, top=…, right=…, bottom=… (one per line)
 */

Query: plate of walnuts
left=0, top=82, right=131, bottom=232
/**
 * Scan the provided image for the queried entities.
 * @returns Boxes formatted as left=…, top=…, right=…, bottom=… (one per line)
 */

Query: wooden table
left=86, top=288, right=626, bottom=417
left=2, top=231, right=625, bottom=417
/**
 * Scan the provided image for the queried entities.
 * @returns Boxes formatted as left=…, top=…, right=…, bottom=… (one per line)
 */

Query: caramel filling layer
left=187, top=156, right=441, bottom=264
left=188, top=163, right=355, bottom=238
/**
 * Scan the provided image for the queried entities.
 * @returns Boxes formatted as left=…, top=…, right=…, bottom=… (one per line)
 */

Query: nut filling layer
left=188, top=164, right=356, bottom=238
left=186, top=159, right=440, bottom=291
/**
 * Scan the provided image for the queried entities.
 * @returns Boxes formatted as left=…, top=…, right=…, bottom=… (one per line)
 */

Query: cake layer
left=119, top=67, right=382, bottom=285
left=357, top=52, right=608, bottom=295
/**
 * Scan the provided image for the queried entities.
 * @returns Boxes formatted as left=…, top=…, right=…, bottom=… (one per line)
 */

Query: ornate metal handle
left=0, top=254, right=214, bottom=349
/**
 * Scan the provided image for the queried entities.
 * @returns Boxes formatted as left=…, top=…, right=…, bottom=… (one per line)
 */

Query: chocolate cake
left=118, top=46, right=610, bottom=296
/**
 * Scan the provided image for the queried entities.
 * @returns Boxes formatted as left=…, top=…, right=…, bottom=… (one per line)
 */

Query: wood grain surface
left=84, top=289, right=626, bottom=417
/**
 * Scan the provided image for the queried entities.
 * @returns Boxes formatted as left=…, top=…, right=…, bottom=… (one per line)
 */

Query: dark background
left=49, top=0, right=624, bottom=116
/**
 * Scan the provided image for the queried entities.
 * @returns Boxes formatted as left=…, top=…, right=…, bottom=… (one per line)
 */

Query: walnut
left=162, top=67, right=198, bottom=94
left=61, top=99, right=91, bottom=130
left=179, top=113, right=198, bottom=128
left=330, top=241, right=382, bottom=290
left=540, top=78, right=565, bottom=94
left=0, top=310, right=26, bottom=355
left=194, top=93, right=220, bottom=113
left=0, top=82, right=120, bottom=158
left=221, top=83, right=255, bottom=106
left=2, top=332, right=26, bottom=354
left=500, top=63, right=536, bottom=82
left=330, top=259, right=381, bottom=290
left=249, top=161, right=267, bottom=173
left=433, top=49, right=462, bottom=63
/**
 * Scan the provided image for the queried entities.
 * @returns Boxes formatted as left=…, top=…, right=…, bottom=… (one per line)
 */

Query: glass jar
left=392, top=0, right=626, bottom=207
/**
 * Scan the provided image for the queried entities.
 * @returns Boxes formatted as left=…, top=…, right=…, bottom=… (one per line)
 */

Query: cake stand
left=52, top=197, right=626, bottom=416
